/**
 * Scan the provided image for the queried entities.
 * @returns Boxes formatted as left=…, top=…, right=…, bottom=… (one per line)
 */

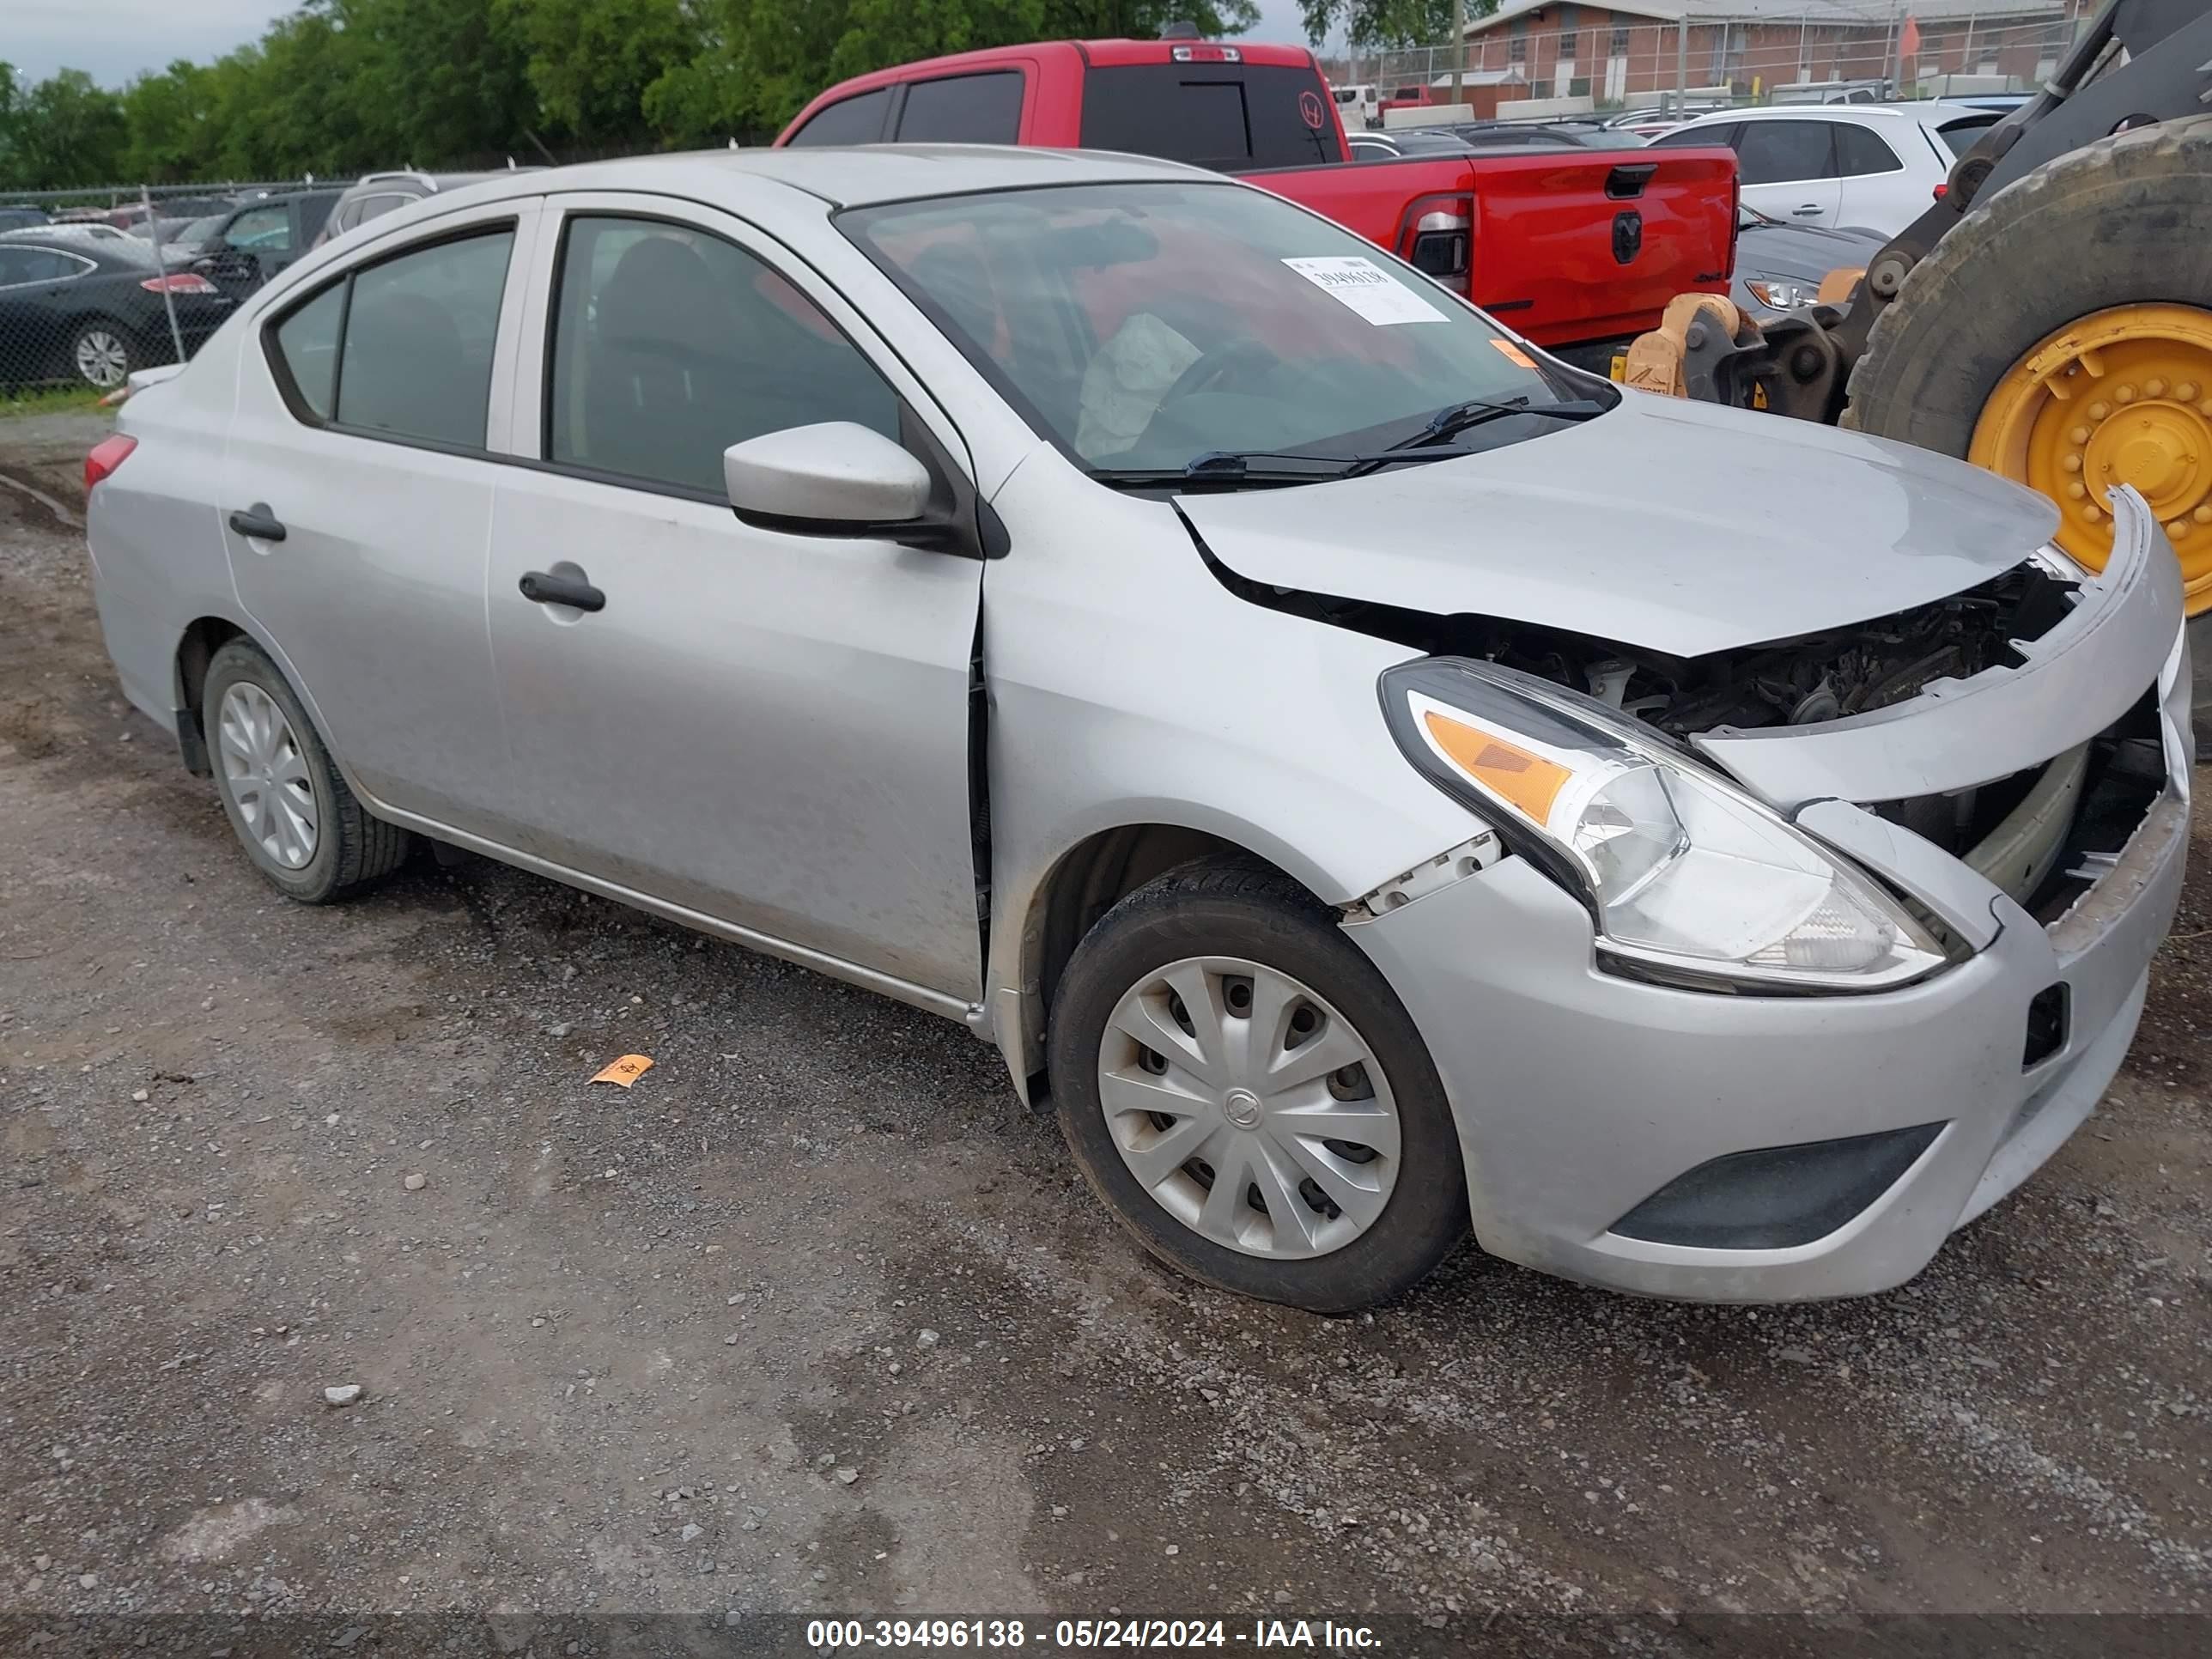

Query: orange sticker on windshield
left=1491, top=339, right=1538, bottom=369
left=590, top=1054, right=654, bottom=1088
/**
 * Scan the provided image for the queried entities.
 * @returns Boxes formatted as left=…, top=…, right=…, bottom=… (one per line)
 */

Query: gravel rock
left=403, top=1172, right=428, bottom=1192
left=322, top=1384, right=364, bottom=1408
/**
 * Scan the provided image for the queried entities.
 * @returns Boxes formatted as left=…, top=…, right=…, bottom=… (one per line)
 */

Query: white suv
left=1650, top=102, right=2000, bottom=235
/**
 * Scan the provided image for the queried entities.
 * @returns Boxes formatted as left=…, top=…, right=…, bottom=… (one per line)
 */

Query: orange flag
left=1899, top=15, right=1923, bottom=58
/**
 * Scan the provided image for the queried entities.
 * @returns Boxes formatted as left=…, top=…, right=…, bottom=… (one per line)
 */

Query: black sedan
left=0, top=234, right=235, bottom=391
left=1731, top=204, right=1887, bottom=318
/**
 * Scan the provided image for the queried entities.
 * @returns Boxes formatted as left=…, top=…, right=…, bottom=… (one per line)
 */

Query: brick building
left=1450, top=1, right=2083, bottom=106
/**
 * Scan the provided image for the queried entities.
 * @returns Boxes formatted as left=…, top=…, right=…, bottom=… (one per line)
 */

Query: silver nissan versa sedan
left=83, top=148, right=2191, bottom=1312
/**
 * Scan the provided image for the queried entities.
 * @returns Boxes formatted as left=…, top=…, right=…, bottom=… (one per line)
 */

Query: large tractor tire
left=1845, top=115, right=2212, bottom=621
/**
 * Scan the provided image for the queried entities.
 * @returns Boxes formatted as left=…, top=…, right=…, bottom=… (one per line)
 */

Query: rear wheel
left=203, top=639, right=410, bottom=902
left=1846, top=115, right=2212, bottom=614
left=70, top=318, right=137, bottom=390
left=1046, top=860, right=1468, bottom=1312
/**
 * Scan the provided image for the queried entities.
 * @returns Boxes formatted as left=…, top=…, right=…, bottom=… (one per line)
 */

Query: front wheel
left=1046, top=860, right=1468, bottom=1312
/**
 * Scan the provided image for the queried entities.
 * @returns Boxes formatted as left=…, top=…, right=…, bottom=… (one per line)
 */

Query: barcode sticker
left=1282, top=257, right=1448, bottom=326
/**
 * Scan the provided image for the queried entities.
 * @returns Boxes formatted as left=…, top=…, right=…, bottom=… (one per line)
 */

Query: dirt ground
left=3, top=406, right=2210, bottom=1654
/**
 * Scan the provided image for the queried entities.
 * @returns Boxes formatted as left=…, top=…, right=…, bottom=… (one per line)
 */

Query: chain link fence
left=1, top=180, right=328, bottom=399
left=1327, top=4, right=2084, bottom=124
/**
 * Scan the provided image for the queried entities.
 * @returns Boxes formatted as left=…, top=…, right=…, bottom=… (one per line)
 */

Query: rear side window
left=352, top=192, right=415, bottom=228
left=896, top=72, right=1024, bottom=143
left=272, top=283, right=344, bottom=419
left=1079, top=64, right=1339, bottom=169
left=787, top=88, right=892, bottom=147
left=1734, top=120, right=1837, bottom=185
left=0, top=247, right=93, bottom=284
left=337, top=233, right=514, bottom=446
left=1836, top=125, right=1902, bottom=175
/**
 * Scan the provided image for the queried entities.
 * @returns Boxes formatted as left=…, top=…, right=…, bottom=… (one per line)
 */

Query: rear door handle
left=518, top=569, right=605, bottom=612
left=1790, top=204, right=1825, bottom=217
left=228, top=504, right=286, bottom=541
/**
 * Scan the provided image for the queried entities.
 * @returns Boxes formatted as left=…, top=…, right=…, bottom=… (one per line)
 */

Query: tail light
left=141, top=272, right=219, bottom=295
left=85, top=434, right=137, bottom=494
left=1406, top=208, right=1471, bottom=289
left=1932, top=181, right=1948, bottom=200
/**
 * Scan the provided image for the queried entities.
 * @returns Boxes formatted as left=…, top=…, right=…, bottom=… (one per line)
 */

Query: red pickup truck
left=776, top=37, right=1738, bottom=357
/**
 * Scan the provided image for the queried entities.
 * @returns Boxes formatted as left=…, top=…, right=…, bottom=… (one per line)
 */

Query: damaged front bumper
left=1346, top=490, right=2191, bottom=1302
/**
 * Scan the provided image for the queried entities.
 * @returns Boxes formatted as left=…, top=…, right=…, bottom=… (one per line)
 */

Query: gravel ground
left=3, top=407, right=2210, bottom=1652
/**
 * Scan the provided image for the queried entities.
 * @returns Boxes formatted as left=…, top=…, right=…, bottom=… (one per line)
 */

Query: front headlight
left=1379, top=659, right=1947, bottom=993
left=1743, top=277, right=1816, bottom=311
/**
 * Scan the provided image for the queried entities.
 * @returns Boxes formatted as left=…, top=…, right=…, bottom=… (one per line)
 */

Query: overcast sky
left=10, top=0, right=1330, bottom=89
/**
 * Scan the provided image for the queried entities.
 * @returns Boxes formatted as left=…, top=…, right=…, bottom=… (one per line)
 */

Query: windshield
left=176, top=215, right=227, bottom=245
left=841, top=182, right=1595, bottom=477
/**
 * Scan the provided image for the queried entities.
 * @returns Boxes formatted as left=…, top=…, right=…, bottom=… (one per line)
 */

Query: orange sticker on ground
left=590, top=1054, right=654, bottom=1087
left=1491, top=339, right=1538, bottom=369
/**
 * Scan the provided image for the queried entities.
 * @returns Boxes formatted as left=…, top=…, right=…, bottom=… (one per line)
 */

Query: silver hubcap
left=76, top=330, right=128, bottom=388
left=218, top=683, right=319, bottom=869
left=1098, top=956, right=1400, bottom=1261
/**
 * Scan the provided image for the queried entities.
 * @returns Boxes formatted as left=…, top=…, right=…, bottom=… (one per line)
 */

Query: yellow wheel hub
left=1969, top=304, right=2212, bottom=615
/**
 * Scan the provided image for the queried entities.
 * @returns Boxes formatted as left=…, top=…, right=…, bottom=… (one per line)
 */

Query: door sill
left=369, top=805, right=982, bottom=1026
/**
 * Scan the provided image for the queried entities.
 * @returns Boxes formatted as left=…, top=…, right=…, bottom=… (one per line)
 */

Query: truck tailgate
left=1249, top=146, right=1738, bottom=348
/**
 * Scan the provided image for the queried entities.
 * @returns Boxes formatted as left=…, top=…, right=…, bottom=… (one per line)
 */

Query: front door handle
left=1790, top=203, right=1825, bottom=217
left=518, top=569, right=605, bottom=612
left=228, top=504, right=286, bottom=541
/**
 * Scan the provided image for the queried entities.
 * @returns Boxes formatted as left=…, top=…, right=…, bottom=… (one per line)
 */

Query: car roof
left=421, top=145, right=1213, bottom=213
left=0, top=234, right=149, bottom=268
left=1711, top=100, right=1988, bottom=128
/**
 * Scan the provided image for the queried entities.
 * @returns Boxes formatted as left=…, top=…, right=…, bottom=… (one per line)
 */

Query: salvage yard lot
left=3, top=406, right=2211, bottom=1636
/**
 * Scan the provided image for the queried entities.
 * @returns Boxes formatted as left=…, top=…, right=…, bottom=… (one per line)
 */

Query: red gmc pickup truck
left=776, top=37, right=1738, bottom=359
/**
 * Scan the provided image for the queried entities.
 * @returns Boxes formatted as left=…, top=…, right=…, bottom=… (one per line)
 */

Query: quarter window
left=545, top=216, right=899, bottom=495
left=272, top=283, right=344, bottom=420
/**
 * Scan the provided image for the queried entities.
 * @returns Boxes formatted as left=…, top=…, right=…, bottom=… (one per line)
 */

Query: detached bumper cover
left=1346, top=518, right=2190, bottom=1302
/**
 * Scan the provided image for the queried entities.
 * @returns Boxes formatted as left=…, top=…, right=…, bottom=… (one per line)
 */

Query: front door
left=483, top=198, right=984, bottom=1001
left=221, top=202, right=540, bottom=831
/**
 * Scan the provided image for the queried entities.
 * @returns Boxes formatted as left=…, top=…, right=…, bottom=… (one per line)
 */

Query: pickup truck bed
left=777, top=38, right=1737, bottom=352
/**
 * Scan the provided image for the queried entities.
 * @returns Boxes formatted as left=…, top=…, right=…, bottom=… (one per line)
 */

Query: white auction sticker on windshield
left=1281, top=256, right=1448, bottom=325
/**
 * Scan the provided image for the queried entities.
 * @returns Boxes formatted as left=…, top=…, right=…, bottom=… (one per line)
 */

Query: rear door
left=1832, top=121, right=1920, bottom=233
left=1731, top=118, right=1842, bottom=227
left=220, top=200, right=540, bottom=830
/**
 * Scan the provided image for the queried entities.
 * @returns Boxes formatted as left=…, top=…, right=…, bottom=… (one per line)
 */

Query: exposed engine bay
left=1209, top=549, right=2161, bottom=891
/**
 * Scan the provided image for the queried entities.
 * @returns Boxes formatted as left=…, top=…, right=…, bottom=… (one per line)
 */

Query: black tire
left=67, top=315, right=140, bottom=391
left=1844, top=115, right=2212, bottom=454
left=202, top=639, right=410, bottom=903
left=1046, top=859, right=1468, bottom=1313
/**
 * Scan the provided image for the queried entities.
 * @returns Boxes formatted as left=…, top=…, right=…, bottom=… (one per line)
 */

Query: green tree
left=120, top=62, right=220, bottom=182
left=498, top=0, right=701, bottom=148
left=5, top=70, right=130, bottom=187
left=1298, top=0, right=1474, bottom=52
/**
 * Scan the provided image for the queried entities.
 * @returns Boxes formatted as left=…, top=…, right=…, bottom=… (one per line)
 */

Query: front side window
left=545, top=216, right=899, bottom=495
left=1734, top=119, right=1837, bottom=185
left=786, top=88, right=891, bottom=147
left=896, top=72, right=1024, bottom=143
left=843, top=181, right=1595, bottom=476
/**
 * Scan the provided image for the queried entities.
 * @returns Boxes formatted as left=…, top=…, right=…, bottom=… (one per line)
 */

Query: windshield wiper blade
left=1396, top=395, right=1609, bottom=449
left=1090, top=447, right=1477, bottom=491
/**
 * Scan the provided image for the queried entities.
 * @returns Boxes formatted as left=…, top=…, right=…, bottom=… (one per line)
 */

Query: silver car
left=83, top=148, right=2191, bottom=1312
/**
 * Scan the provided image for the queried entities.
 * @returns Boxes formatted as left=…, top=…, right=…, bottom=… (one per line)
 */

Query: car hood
left=1736, top=219, right=1887, bottom=284
left=1175, top=392, right=2058, bottom=657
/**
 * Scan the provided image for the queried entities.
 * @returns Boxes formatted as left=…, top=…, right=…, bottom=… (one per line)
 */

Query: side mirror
left=723, top=422, right=939, bottom=541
